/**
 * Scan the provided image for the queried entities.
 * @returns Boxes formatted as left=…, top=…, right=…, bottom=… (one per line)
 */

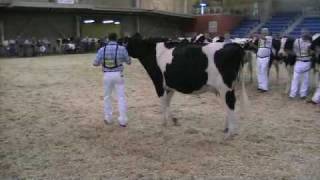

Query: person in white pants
left=256, top=28, right=273, bottom=92
left=93, top=33, right=131, bottom=127
left=289, top=29, right=312, bottom=99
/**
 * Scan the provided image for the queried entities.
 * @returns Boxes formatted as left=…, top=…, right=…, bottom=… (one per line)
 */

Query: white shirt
left=294, top=38, right=311, bottom=61
left=257, top=36, right=272, bottom=58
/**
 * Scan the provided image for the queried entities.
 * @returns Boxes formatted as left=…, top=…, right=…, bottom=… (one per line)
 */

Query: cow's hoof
left=172, top=118, right=180, bottom=126
left=223, top=128, right=229, bottom=133
left=224, top=132, right=238, bottom=140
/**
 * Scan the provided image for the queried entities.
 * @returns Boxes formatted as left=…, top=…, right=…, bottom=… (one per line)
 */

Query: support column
left=184, top=0, right=188, bottom=14
left=258, top=0, right=272, bottom=22
left=136, top=16, right=141, bottom=33
left=0, top=20, right=5, bottom=42
left=135, top=0, right=141, bottom=8
left=75, top=16, right=81, bottom=37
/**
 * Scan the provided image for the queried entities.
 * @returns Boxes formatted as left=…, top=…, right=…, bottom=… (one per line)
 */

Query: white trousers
left=312, top=75, right=320, bottom=103
left=103, top=71, right=128, bottom=125
left=289, top=61, right=311, bottom=98
left=256, top=56, right=270, bottom=91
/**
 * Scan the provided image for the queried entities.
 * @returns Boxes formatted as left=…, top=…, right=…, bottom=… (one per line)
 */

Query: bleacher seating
left=230, top=12, right=299, bottom=38
left=230, top=19, right=260, bottom=38
left=290, top=17, right=320, bottom=38
left=262, top=12, right=298, bottom=36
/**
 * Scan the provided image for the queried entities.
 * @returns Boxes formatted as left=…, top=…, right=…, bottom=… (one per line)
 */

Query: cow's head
left=278, top=37, right=288, bottom=58
left=125, top=33, right=145, bottom=59
left=125, top=33, right=170, bottom=59
left=278, top=37, right=295, bottom=58
left=243, top=41, right=256, bottom=52
left=191, top=33, right=205, bottom=43
left=311, top=34, right=320, bottom=64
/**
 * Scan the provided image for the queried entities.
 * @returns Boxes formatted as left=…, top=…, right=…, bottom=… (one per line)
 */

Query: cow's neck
left=137, top=53, right=165, bottom=97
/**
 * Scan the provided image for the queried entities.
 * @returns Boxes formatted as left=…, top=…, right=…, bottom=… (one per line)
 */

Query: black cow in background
left=191, top=33, right=213, bottom=44
left=311, top=34, right=320, bottom=68
left=278, top=37, right=297, bottom=94
left=237, top=37, right=282, bottom=84
left=278, top=34, right=320, bottom=94
left=125, top=33, right=249, bottom=139
left=311, top=34, right=320, bottom=89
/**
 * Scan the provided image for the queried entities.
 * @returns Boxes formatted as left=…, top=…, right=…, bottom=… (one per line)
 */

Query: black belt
left=103, top=64, right=123, bottom=72
left=298, top=60, right=310, bottom=62
left=257, top=56, right=270, bottom=59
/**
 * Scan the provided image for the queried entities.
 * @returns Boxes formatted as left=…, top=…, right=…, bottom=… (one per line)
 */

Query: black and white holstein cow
left=311, top=33, right=320, bottom=88
left=311, top=33, right=320, bottom=70
left=126, top=34, right=247, bottom=139
left=190, top=33, right=214, bottom=44
left=278, top=37, right=297, bottom=94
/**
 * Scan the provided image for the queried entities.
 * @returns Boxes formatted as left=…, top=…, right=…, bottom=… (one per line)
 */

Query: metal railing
left=192, top=6, right=248, bottom=16
left=302, top=7, right=320, bottom=17
left=0, top=0, right=11, bottom=4
left=3, top=0, right=192, bottom=14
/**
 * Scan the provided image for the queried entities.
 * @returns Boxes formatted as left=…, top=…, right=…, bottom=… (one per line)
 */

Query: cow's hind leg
left=248, top=57, right=254, bottom=83
left=160, top=90, right=176, bottom=126
left=285, top=66, right=293, bottom=94
left=223, top=89, right=239, bottom=139
left=166, top=90, right=179, bottom=126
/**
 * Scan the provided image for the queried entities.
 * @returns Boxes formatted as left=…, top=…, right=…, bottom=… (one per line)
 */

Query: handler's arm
left=93, top=48, right=103, bottom=66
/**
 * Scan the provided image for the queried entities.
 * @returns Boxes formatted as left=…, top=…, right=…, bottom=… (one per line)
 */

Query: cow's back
left=163, top=44, right=209, bottom=94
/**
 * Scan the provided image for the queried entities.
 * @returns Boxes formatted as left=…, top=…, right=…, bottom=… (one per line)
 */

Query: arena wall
left=0, top=10, right=192, bottom=41
left=1, top=11, right=75, bottom=41
left=191, top=15, right=242, bottom=35
left=137, top=15, right=189, bottom=38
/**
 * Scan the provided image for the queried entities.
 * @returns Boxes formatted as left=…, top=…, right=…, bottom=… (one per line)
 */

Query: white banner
left=56, top=0, right=75, bottom=4
left=208, top=21, right=218, bottom=33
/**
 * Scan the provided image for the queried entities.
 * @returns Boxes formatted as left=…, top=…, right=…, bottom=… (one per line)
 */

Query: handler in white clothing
left=256, top=28, right=273, bottom=92
left=93, top=33, right=131, bottom=127
left=289, top=29, right=312, bottom=99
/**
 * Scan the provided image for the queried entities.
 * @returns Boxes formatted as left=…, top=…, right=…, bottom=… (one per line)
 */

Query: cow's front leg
left=274, top=61, right=280, bottom=84
left=285, top=66, right=293, bottom=94
left=223, top=89, right=239, bottom=139
left=160, top=93, right=169, bottom=127
left=248, top=58, right=254, bottom=83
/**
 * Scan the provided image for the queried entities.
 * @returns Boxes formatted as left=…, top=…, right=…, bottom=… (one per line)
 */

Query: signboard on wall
left=208, top=21, right=218, bottom=33
left=56, top=0, right=75, bottom=4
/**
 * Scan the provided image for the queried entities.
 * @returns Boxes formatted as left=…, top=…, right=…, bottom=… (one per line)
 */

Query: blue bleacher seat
left=261, top=12, right=298, bottom=36
left=289, top=17, right=320, bottom=38
left=231, top=19, right=260, bottom=38
left=231, top=12, right=299, bottom=38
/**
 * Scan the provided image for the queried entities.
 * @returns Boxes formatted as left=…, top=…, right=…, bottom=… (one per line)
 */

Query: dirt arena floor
left=0, top=54, right=319, bottom=179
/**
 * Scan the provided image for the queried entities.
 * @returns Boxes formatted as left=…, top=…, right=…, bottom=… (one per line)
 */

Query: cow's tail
left=239, top=65, right=250, bottom=116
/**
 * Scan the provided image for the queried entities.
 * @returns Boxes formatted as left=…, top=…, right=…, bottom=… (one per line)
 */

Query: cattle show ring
left=0, top=0, right=320, bottom=179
